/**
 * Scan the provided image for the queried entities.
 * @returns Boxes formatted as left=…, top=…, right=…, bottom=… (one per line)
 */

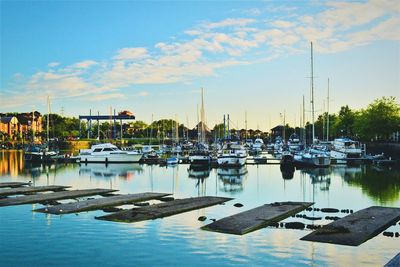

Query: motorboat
left=330, top=138, right=364, bottom=163
left=24, top=144, right=58, bottom=163
left=252, top=138, right=264, bottom=152
left=167, top=157, right=179, bottom=165
left=79, top=143, right=142, bottom=163
left=298, top=150, right=331, bottom=168
left=287, top=133, right=303, bottom=153
left=217, top=143, right=247, bottom=167
left=189, top=149, right=211, bottom=166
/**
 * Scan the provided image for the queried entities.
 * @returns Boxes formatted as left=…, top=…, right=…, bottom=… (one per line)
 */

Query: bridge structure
left=78, top=110, right=136, bottom=140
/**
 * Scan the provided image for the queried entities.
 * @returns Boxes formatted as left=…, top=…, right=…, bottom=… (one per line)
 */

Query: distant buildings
left=0, top=112, right=43, bottom=141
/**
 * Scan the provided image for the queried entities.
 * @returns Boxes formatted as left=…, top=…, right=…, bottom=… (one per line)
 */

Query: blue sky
left=1, top=0, right=399, bottom=130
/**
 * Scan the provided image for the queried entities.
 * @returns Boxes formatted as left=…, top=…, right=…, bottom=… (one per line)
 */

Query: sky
left=0, top=0, right=399, bottom=130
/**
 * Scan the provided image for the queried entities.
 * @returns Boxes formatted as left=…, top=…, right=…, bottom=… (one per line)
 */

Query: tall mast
left=303, top=95, right=306, bottom=146
left=327, top=78, right=330, bottom=141
left=245, top=111, right=247, bottom=141
left=311, top=42, right=315, bottom=144
left=200, top=88, right=205, bottom=144
left=47, top=96, right=50, bottom=142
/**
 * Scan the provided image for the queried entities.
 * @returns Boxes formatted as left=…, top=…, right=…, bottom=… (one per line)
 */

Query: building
left=0, top=112, right=43, bottom=141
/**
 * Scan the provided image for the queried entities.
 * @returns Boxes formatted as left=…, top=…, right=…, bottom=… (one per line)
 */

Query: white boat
left=167, top=157, right=179, bottom=165
left=300, top=150, right=331, bottom=167
left=330, top=138, right=364, bottom=163
left=217, top=143, right=247, bottom=167
left=288, top=133, right=303, bottom=153
left=79, top=143, right=142, bottom=163
left=189, top=150, right=211, bottom=166
left=252, top=138, right=264, bottom=152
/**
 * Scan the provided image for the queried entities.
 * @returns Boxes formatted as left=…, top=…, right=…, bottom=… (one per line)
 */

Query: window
left=103, top=148, right=113, bottom=151
left=93, top=148, right=102, bottom=152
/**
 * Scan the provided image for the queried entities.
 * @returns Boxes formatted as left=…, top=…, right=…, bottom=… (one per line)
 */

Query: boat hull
left=217, top=156, right=247, bottom=167
left=79, top=153, right=142, bottom=163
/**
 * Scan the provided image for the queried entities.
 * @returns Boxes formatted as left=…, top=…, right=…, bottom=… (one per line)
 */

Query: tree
left=334, top=105, right=357, bottom=137
left=354, top=97, right=400, bottom=141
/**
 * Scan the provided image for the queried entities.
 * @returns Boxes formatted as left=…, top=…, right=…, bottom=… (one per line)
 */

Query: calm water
left=0, top=151, right=399, bottom=266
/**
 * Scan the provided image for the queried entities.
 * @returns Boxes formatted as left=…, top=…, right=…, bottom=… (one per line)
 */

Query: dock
left=385, top=253, right=400, bottom=267
left=0, top=188, right=117, bottom=207
left=300, top=206, right=400, bottom=246
left=34, top=192, right=171, bottom=214
left=201, top=201, right=314, bottom=235
left=0, top=185, right=70, bottom=197
left=0, top=182, right=31, bottom=188
left=96, top=196, right=232, bottom=223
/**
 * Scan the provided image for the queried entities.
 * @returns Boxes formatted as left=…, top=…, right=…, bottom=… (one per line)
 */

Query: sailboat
left=299, top=42, right=331, bottom=168
left=24, top=96, right=59, bottom=163
left=189, top=88, right=212, bottom=167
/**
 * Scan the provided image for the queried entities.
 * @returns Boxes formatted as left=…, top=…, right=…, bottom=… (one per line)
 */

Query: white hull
left=217, top=156, right=246, bottom=166
left=80, top=153, right=142, bottom=163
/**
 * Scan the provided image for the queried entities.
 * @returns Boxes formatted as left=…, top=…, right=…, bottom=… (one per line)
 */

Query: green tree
left=354, top=97, right=400, bottom=141
left=334, top=105, right=357, bottom=137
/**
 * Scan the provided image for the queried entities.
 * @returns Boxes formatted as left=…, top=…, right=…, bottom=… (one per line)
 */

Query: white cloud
left=271, top=20, right=295, bottom=28
left=3, top=0, right=399, bottom=109
left=204, top=18, right=256, bottom=29
left=73, top=60, right=98, bottom=69
left=48, top=62, right=60, bottom=67
left=114, top=47, right=149, bottom=60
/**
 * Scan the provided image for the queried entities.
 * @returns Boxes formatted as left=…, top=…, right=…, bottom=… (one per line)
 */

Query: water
left=0, top=151, right=399, bottom=266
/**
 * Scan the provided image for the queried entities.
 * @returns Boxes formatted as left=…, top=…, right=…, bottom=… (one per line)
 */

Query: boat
left=167, top=157, right=179, bottom=165
left=79, top=143, right=142, bottom=163
left=253, top=154, right=267, bottom=164
left=24, top=96, right=59, bottom=163
left=330, top=138, right=364, bottom=163
left=189, top=149, right=211, bottom=166
left=297, top=42, right=330, bottom=168
left=287, top=133, right=303, bottom=153
left=252, top=138, right=264, bottom=152
left=24, top=144, right=58, bottom=163
left=217, top=143, right=247, bottom=167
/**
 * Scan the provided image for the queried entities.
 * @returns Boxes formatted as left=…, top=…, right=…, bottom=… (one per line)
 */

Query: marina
left=0, top=150, right=399, bottom=266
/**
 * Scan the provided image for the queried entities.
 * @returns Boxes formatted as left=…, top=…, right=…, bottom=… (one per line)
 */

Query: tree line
left=19, top=96, right=399, bottom=143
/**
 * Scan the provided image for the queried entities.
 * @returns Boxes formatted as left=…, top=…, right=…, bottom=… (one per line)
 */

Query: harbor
left=1, top=0, right=400, bottom=266
left=1, top=149, right=399, bottom=266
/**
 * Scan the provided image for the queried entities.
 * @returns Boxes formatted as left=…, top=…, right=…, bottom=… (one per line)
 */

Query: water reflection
left=280, top=164, right=295, bottom=180
left=342, top=165, right=400, bottom=204
left=301, top=168, right=332, bottom=191
left=79, top=163, right=143, bottom=180
left=217, top=166, right=248, bottom=193
left=0, top=150, right=24, bottom=177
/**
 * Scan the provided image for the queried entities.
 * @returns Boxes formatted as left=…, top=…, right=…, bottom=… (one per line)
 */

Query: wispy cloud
left=4, top=0, right=399, bottom=108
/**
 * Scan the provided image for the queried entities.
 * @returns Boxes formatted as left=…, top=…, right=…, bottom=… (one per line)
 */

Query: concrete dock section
left=0, top=188, right=117, bottom=207
left=201, top=201, right=314, bottom=235
left=34, top=192, right=171, bottom=214
left=385, top=253, right=400, bottom=267
left=96, top=196, right=232, bottom=223
left=0, top=185, right=70, bottom=197
left=301, top=206, right=400, bottom=246
left=0, top=182, right=31, bottom=188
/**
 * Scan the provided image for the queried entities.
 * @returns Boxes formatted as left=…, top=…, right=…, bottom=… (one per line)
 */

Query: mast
left=310, top=41, right=315, bottom=144
left=303, top=95, right=306, bottom=146
left=47, top=96, right=50, bottom=142
left=327, top=78, right=330, bottom=141
left=200, top=88, right=205, bottom=144
left=245, top=111, right=247, bottom=141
